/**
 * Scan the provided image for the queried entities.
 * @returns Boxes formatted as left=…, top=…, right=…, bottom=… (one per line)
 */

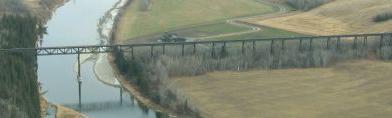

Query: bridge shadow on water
left=62, top=99, right=168, bottom=117
left=63, top=101, right=132, bottom=112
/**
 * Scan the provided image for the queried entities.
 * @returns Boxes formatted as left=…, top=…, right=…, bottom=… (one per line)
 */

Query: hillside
left=256, top=0, right=392, bottom=35
left=115, top=0, right=277, bottom=41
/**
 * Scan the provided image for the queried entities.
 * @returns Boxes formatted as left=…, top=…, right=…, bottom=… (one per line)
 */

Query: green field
left=172, top=22, right=251, bottom=38
left=174, top=22, right=307, bottom=40
left=115, top=0, right=277, bottom=41
left=215, top=26, right=307, bottom=40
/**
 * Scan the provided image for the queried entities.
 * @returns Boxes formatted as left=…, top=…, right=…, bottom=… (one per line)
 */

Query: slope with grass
left=256, top=0, right=392, bottom=35
left=173, top=60, right=392, bottom=118
left=115, top=0, right=277, bottom=41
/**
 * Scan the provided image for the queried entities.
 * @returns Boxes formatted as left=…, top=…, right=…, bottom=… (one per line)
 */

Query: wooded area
left=0, top=15, right=45, bottom=118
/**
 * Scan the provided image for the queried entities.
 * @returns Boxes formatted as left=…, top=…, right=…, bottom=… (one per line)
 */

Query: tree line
left=0, top=15, right=46, bottom=118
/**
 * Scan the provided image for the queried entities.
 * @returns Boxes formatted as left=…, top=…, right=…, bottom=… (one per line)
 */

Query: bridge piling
left=193, top=43, right=196, bottom=55
left=309, top=38, right=313, bottom=52
left=211, top=43, right=215, bottom=58
left=252, top=40, right=256, bottom=55
left=223, top=42, right=227, bottom=56
left=270, top=40, right=275, bottom=54
left=242, top=41, right=245, bottom=55
left=150, top=45, right=154, bottom=57
left=162, top=45, right=165, bottom=55
left=327, top=37, right=331, bottom=49
left=380, top=34, right=384, bottom=50
left=363, top=36, right=368, bottom=48
left=182, top=44, right=185, bottom=56
left=120, top=87, right=123, bottom=105
left=131, top=47, right=134, bottom=60
left=353, top=36, right=358, bottom=56
left=353, top=36, right=358, bottom=49
left=77, top=53, right=82, bottom=112
left=337, top=37, right=341, bottom=51
left=389, top=34, right=392, bottom=46
left=299, top=39, right=303, bottom=52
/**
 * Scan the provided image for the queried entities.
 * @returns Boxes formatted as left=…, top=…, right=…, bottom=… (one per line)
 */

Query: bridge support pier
left=77, top=53, right=82, bottom=112
left=337, top=37, right=341, bottom=51
left=120, top=87, right=123, bottom=105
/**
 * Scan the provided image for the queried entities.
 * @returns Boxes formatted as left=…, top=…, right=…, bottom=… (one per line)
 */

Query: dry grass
left=173, top=60, right=392, bottom=118
left=256, top=0, right=392, bottom=35
left=55, top=105, right=85, bottom=118
left=40, top=97, right=48, bottom=118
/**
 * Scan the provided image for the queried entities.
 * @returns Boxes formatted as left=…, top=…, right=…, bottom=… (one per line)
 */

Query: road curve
left=198, top=1, right=289, bottom=40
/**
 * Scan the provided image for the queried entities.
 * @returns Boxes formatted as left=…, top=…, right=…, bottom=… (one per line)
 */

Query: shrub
left=286, top=0, right=331, bottom=11
left=373, top=12, right=392, bottom=22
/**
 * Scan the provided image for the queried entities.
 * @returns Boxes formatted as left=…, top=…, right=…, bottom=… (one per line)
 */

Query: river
left=37, top=0, right=157, bottom=117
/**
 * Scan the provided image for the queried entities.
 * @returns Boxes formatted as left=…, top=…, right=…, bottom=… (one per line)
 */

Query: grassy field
left=170, top=21, right=306, bottom=40
left=173, top=60, right=392, bottom=118
left=115, top=0, right=277, bottom=41
left=174, top=22, right=251, bottom=38
left=256, top=0, right=392, bottom=35
left=214, top=26, right=306, bottom=40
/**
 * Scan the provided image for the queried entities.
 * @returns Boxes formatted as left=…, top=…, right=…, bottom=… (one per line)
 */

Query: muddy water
left=37, top=0, right=157, bottom=117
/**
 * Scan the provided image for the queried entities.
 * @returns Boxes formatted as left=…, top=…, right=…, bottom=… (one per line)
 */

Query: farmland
left=173, top=60, right=392, bottom=118
left=256, top=0, right=392, bottom=35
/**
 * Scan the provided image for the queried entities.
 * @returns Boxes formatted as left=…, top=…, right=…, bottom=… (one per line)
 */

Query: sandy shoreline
left=91, top=0, right=174, bottom=115
left=92, top=0, right=128, bottom=87
left=102, top=0, right=178, bottom=116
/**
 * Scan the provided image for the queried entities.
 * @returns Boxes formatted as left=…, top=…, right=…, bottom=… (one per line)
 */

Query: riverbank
left=104, top=1, right=179, bottom=114
left=93, top=0, right=128, bottom=87
left=107, top=55, right=177, bottom=116
left=55, top=105, right=86, bottom=118
left=40, top=96, right=86, bottom=118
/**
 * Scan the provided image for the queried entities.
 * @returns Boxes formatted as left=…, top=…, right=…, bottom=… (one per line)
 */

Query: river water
left=37, top=0, right=157, bottom=117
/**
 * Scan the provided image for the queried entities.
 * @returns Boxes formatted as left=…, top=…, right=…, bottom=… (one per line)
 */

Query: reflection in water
left=38, top=0, right=159, bottom=117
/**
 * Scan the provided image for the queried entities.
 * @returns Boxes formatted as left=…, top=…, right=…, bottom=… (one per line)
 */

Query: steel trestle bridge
left=1, top=32, right=391, bottom=56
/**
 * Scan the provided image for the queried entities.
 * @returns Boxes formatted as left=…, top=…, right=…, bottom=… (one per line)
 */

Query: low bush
left=373, top=12, right=392, bottom=22
left=285, top=0, right=331, bottom=11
